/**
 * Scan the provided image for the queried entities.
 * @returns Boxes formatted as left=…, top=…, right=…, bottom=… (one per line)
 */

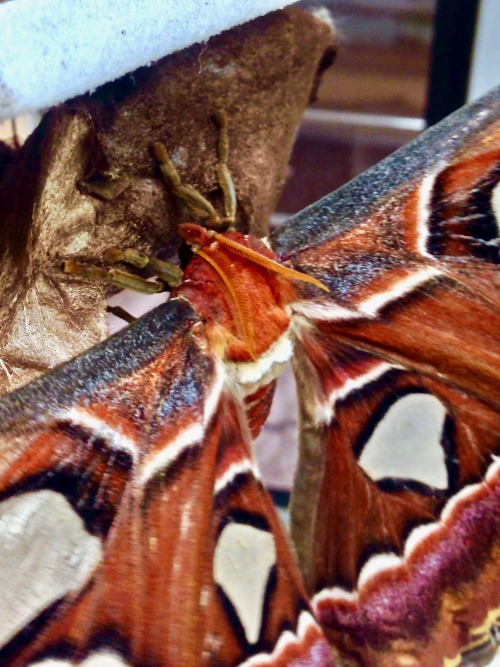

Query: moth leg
left=62, top=259, right=166, bottom=294
left=213, top=109, right=237, bottom=228
left=103, top=247, right=183, bottom=287
left=151, top=141, right=221, bottom=225
left=151, top=111, right=237, bottom=231
left=106, top=304, right=137, bottom=324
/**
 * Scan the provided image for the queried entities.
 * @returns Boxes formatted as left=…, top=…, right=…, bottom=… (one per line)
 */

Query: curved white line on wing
left=139, top=363, right=224, bottom=485
left=214, top=461, right=260, bottom=496
left=316, top=361, right=394, bottom=425
left=291, top=301, right=362, bottom=321
left=359, top=266, right=441, bottom=317
left=139, top=422, right=203, bottom=485
left=416, top=170, right=439, bottom=258
left=292, top=266, right=441, bottom=321
left=61, top=408, right=139, bottom=463
left=313, top=456, right=500, bottom=606
left=491, top=182, right=500, bottom=232
left=203, top=359, right=225, bottom=425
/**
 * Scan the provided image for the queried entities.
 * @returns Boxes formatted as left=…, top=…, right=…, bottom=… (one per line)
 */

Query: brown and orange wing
left=272, top=88, right=500, bottom=665
left=0, top=299, right=331, bottom=666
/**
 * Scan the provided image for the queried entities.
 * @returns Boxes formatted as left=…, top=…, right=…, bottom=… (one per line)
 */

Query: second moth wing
left=275, top=88, right=500, bottom=665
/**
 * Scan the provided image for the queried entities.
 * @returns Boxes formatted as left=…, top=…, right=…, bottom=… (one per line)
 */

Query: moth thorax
left=173, top=227, right=297, bottom=362
left=224, top=326, right=294, bottom=437
left=172, top=227, right=298, bottom=434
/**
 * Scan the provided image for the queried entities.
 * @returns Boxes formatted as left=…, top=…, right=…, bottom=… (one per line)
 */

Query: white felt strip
left=226, top=329, right=294, bottom=387
left=0, top=0, right=295, bottom=120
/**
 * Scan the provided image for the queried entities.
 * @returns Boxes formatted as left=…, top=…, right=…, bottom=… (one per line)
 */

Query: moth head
left=178, top=222, right=213, bottom=251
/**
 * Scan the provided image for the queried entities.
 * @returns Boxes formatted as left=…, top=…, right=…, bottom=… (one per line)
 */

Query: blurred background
left=276, top=0, right=498, bottom=218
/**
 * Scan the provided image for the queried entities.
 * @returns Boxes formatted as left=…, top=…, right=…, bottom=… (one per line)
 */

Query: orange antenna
left=211, top=232, right=329, bottom=292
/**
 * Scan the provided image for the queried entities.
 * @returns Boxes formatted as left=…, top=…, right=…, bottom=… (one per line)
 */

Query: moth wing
left=292, top=339, right=500, bottom=667
left=0, top=298, right=331, bottom=666
left=273, top=88, right=500, bottom=665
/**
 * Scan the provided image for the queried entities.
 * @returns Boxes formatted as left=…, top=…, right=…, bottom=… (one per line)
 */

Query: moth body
left=173, top=223, right=300, bottom=436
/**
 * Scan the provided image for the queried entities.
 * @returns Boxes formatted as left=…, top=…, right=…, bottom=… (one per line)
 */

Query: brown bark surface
left=0, top=8, right=336, bottom=395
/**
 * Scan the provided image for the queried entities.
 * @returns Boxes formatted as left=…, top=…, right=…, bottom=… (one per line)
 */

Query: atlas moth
left=0, top=87, right=498, bottom=667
